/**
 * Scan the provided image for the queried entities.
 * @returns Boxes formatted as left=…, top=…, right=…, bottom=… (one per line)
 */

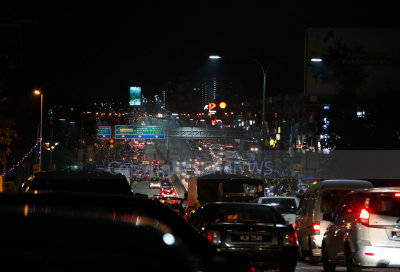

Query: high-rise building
left=195, top=75, right=222, bottom=110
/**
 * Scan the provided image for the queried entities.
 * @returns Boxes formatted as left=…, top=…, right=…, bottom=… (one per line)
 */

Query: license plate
left=251, top=235, right=262, bottom=241
left=239, top=235, right=262, bottom=241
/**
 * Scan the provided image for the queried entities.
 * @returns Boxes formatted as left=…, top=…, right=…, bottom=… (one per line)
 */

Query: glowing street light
left=311, top=58, right=322, bottom=62
left=34, top=89, right=43, bottom=172
left=209, top=55, right=221, bottom=59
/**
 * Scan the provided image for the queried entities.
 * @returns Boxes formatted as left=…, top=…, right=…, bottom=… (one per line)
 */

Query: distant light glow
left=311, top=58, right=322, bottom=62
left=209, top=55, right=221, bottom=59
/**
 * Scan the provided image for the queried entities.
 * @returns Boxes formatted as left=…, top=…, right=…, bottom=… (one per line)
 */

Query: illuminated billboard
left=129, top=86, right=141, bottom=106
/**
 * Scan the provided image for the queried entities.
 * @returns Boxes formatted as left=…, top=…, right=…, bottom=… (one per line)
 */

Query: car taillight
left=312, top=222, right=321, bottom=233
left=206, top=231, right=221, bottom=245
left=283, top=232, right=297, bottom=246
left=172, top=192, right=176, bottom=196
left=395, top=193, right=400, bottom=197
left=359, top=208, right=370, bottom=226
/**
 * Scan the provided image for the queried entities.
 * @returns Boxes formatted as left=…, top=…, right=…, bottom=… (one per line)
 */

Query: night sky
left=2, top=1, right=399, bottom=106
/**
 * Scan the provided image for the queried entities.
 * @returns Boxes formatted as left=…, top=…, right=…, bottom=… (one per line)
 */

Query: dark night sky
left=2, top=0, right=400, bottom=106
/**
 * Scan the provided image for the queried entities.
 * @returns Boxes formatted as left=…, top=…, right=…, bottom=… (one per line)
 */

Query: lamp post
left=209, top=55, right=268, bottom=161
left=34, top=90, right=43, bottom=172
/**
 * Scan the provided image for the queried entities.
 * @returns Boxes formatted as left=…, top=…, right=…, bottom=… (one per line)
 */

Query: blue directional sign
left=97, top=126, right=112, bottom=139
left=115, top=125, right=164, bottom=139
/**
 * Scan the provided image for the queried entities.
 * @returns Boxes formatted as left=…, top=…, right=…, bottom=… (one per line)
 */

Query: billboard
left=129, top=86, right=141, bottom=106
left=305, top=28, right=400, bottom=97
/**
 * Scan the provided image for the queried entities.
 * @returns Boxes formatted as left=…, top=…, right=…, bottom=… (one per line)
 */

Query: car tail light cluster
left=312, top=222, right=321, bottom=234
left=283, top=232, right=297, bottom=246
left=359, top=208, right=370, bottom=226
left=206, top=231, right=221, bottom=245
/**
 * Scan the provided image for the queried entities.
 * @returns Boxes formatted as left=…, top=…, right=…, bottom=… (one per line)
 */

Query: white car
left=322, top=187, right=400, bottom=271
left=258, top=196, right=299, bottom=227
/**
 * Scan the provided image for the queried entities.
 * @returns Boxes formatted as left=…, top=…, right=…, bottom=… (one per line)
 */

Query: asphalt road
left=295, top=261, right=397, bottom=272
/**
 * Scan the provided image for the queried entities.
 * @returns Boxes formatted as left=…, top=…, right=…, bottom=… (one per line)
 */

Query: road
left=295, top=261, right=397, bottom=272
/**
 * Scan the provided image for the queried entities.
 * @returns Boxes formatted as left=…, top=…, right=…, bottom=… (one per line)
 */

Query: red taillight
left=206, top=231, right=220, bottom=245
left=250, top=267, right=256, bottom=272
left=359, top=208, right=370, bottom=225
left=365, top=252, right=374, bottom=256
left=283, top=232, right=297, bottom=246
left=312, top=223, right=321, bottom=232
left=395, top=193, right=400, bottom=197
left=206, top=232, right=213, bottom=243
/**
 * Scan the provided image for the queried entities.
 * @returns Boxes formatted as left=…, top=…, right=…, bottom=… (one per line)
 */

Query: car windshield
left=203, top=205, right=285, bottom=225
left=261, top=198, right=297, bottom=214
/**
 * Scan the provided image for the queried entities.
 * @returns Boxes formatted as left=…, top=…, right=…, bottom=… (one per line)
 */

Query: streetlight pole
left=209, top=55, right=268, bottom=161
left=34, top=90, right=43, bottom=172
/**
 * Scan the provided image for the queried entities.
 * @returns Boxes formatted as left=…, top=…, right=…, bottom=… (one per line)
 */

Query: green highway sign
left=115, top=125, right=165, bottom=139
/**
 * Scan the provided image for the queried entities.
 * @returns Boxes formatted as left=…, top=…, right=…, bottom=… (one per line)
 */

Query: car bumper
left=355, top=246, right=400, bottom=268
left=216, top=246, right=298, bottom=269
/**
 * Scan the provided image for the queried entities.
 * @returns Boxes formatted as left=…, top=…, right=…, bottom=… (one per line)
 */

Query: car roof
left=0, top=192, right=212, bottom=252
left=350, top=187, right=400, bottom=194
left=306, top=179, right=373, bottom=192
left=258, top=196, right=298, bottom=200
left=203, top=202, right=272, bottom=207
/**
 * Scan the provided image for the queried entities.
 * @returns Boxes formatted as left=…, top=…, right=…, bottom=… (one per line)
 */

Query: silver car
left=258, top=196, right=299, bottom=228
left=322, top=187, right=400, bottom=271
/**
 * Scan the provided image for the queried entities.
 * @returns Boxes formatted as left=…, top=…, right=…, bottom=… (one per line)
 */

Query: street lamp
left=311, top=58, right=322, bottom=62
left=209, top=55, right=267, bottom=160
left=34, top=89, right=43, bottom=172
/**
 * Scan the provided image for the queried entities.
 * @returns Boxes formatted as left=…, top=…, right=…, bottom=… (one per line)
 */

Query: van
left=294, top=179, right=373, bottom=263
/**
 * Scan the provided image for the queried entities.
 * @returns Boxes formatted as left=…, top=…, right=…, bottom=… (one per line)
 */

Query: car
left=0, top=192, right=250, bottom=272
left=26, top=170, right=133, bottom=195
left=295, top=179, right=373, bottom=263
left=158, top=197, right=185, bottom=216
left=149, top=177, right=162, bottom=189
left=257, top=196, right=299, bottom=227
left=161, top=186, right=176, bottom=198
left=322, top=187, right=400, bottom=271
left=161, top=181, right=172, bottom=188
left=190, top=202, right=298, bottom=272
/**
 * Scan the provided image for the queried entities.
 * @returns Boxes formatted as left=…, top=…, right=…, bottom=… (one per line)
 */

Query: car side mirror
left=322, top=213, right=333, bottom=222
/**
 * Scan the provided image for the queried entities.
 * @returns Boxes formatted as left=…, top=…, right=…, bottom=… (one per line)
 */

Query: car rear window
left=203, top=205, right=285, bottom=224
left=321, top=190, right=351, bottom=213
left=260, top=198, right=297, bottom=214
left=367, top=193, right=400, bottom=217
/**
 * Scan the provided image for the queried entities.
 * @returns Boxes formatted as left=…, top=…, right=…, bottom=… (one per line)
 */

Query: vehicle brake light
left=359, top=208, right=370, bottom=226
left=312, top=223, right=321, bottom=232
left=395, top=193, right=400, bottom=197
left=283, top=232, right=297, bottom=246
left=206, top=231, right=220, bottom=245
left=365, top=252, right=374, bottom=256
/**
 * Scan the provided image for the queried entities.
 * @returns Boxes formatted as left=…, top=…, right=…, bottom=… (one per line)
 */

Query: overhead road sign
left=115, top=125, right=165, bottom=139
left=97, top=126, right=112, bottom=139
